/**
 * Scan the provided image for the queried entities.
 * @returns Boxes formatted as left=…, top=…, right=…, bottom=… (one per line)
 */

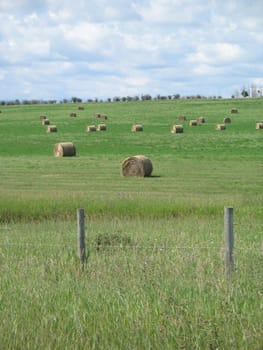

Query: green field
left=0, top=99, right=262, bottom=349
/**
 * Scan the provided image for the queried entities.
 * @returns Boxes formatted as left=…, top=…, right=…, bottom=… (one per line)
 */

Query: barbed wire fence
left=0, top=207, right=262, bottom=279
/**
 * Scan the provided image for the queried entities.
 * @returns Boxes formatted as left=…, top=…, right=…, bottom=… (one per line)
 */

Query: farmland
left=0, top=98, right=262, bottom=349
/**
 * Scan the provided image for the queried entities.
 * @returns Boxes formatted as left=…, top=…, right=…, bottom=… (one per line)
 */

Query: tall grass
left=0, top=98, right=262, bottom=348
left=0, top=217, right=262, bottom=349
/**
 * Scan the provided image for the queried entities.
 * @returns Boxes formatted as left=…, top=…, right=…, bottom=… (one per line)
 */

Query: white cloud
left=0, top=0, right=263, bottom=100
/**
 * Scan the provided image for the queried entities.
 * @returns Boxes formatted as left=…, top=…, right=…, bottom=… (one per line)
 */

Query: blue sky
left=0, top=0, right=263, bottom=100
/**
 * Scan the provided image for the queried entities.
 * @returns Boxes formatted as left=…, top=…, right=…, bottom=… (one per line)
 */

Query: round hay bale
left=131, top=124, right=143, bottom=132
left=40, top=115, right=47, bottom=121
left=171, top=124, right=184, bottom=133
left=178, top=115, right=186, bottom=121
left=97, top=123, right=107, bottom=131
left=189, top=120, right=198, bottom=126
left=231, top=108, right=238, bottom=114
left=54, top=142, right=76, bottom=157
left=42, top=118, right=50, bottom=125
left=197, top=117, right=205, bottom=124
left=86, top=125, right=97, bottom=132
left=223, top=117, right=231, bottom=124
left=216, top=124, right=226, bottom=130
left=256, top=122, right=263, bottom=129
left=70, top=112, right=77, bottom=117
left=47, top=125, right=57, bottom=133
left=121, top=155, right=153, bottom=177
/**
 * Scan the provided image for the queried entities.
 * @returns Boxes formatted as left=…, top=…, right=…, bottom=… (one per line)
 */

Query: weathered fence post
left=77, top=208, right=86, bottom=268
left=224, top=206, right=234, bottom=280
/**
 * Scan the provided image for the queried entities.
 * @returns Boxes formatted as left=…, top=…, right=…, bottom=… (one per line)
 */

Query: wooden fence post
left=77, top=208, right=86, bottom=268
left=224, top=206, right=234, bottom=280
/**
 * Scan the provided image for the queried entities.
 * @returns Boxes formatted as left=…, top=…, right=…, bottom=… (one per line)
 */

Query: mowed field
left=0, top=98, right=262, bottom=349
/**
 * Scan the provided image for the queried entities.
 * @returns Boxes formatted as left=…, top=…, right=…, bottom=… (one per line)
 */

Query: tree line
left=0, top=93, right=228, bottom=106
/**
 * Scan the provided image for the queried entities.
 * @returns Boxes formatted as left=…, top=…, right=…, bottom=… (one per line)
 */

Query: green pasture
left=0, top=98, right=262, bottom=349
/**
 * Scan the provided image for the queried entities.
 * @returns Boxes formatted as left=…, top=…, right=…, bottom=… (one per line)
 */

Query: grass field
left=0, top=98, right=262, bottom=349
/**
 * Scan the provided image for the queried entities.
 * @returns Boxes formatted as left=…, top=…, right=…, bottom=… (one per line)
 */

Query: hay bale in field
left=46, top=125, right=57, bottom=133
left=78, top=106, right=84, bottom=110
left=189, top=120, right=198, bottom=126
left=70, top=112, right=77, bottom=117
left=223, top=117, right=231, bottom=124
left=256, top=122, right=263, bottom=129
left=94, top=113, right=108, bottom=120
left=216, top=124, right=226, bottom=130
left=97, top=123, right=107, bottom=131
left=231, top=108, right=238, bottom=114
left=121, top=155, right=153, bottom=177
left=171, top=124, right=184, bottom=133
left=40, top=115, right=47, bottom=120
left=131, top=124, right=143, bottom=132
left=86, top=125, right=97, bottom=132
left=197, top=117, right=205, bottom=124
left=54, top=142, right=76, bottom=157
left=178, top=115, right=186, bottom=121
left=42, top=118, right=50, bottom=125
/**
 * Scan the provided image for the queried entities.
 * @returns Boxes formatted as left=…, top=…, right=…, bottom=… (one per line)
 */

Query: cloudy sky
left=1, top=0, right=263, bottom=101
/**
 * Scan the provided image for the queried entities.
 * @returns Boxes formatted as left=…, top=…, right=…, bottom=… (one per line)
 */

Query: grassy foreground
left=0, top=98, right=262, bottom=348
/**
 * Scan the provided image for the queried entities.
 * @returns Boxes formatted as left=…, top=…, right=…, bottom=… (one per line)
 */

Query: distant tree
left=241, top=89, right=249, bottom=98
left=71, top=97, right=82, bottom=103
left=173, top=94, right=180, bottom=99
left=141, top=94, right=152, bottom=101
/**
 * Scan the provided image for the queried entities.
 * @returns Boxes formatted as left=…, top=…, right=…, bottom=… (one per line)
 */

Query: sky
left=0, top=0, right=263, bottom=101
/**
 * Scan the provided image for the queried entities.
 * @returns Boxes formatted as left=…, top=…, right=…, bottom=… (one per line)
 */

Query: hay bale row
left=121, top=155, right=152, bottom=177
left=54, top=142, right=76, bottom=157
left=86, top=124, right=108, bottom=132
left=95, top=113, right=108, bottom=120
